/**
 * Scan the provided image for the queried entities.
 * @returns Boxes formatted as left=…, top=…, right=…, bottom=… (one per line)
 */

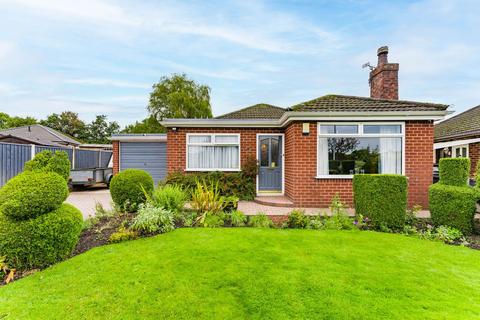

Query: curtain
left=317, top=137, right=329, bottom=175
left=188, top=146, right=239, bottom=169
left=379, top=137, right=401, bottom=174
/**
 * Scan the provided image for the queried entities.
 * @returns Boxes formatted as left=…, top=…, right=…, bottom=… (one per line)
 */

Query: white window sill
left=316, top=175, right=353, bottom=179
left=185, top=169, right=241, bottom=172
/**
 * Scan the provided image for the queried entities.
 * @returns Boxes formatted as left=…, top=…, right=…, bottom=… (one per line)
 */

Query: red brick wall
left=112, top=140, right=119, bottom=174
left=166, top=127, right=282, bottom=173
left=167, top=121, right=434, bottom=209
left=405, top=121, right=434, bottom=208
left=470, top=142, right=480, bottom=177
left=284, top=122, right=354, bottom=207
left=369, top=63, right=399, bottom=100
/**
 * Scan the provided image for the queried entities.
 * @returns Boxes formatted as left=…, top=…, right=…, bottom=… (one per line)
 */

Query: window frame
left=316, top=122, right=405, bottom=179
left=185, top=133, right=241, bottom=172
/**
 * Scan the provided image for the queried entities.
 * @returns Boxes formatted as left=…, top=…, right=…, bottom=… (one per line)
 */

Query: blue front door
left=258, top=135, right=282, bottom=192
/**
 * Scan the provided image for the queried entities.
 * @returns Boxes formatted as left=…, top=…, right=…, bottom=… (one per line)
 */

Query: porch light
left=302, top=123, right=310, bottom=135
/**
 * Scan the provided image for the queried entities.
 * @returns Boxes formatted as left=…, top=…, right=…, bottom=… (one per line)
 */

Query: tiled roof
left=216, top=104, right=285, bottom=120
left=434, top=105, right=480, bottom=141
left=0, top=124, right=81, bottom=146
left=289, top=94, right=449, bottom=112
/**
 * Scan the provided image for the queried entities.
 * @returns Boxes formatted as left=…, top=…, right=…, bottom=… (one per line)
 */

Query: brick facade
left=470, top=142, right=480, bottom=177
left=166, top=120, right=434, bottom=209
left=167, top=127, right=282, bottom=173
left=112, top=140, right=119, bottom=175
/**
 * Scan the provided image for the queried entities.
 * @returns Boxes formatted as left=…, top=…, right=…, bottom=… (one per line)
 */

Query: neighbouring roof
left=216, top=103, right=285, bottom=119
left=0, top=124, right=80, bottom=147
left=434, top=105, right=480, bottom=142
left=289, top=94, right=449, bottom=113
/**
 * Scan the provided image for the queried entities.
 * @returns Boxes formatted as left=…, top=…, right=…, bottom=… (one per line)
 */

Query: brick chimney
left=369, top=46, right=399, bottom=100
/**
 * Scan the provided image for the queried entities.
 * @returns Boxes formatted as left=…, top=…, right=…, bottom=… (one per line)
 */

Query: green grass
left=1, top=229, right=480, bottom=319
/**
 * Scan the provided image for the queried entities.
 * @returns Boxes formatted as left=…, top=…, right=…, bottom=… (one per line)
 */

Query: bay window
left=187, top=134, right=240, bottom=171
left=317, top=123, right=404, bottom=177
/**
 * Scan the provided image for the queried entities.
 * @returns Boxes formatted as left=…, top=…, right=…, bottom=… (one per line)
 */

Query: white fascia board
left=161, top=111, right=449, bottom=128
left=434, top=137, right=480, bottom=149
left=110, top=135, right=167, bottom=142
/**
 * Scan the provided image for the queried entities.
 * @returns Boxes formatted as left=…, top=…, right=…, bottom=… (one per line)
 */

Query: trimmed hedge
left=24, top=150, right=71, bottom=181
left=353, top=174, right=407, bottom=229
left=0, top=203, right=83, bottom=270
left=476, top=160, right=480, bottom=188
left=110, top=169, right=154, bottom=212
left=439, top=158, right=470, bottom=186
left=429, top=183, right=479, bottom=235
left=0, top=171, right=69, bottom=220
left=164, top=171, right=256, bottom=200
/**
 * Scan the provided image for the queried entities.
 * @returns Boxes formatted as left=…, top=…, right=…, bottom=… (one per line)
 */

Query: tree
left=122, top=115, right=166, bottom=134
left=0, top=112, right=37, bottom=129
left=40, top=111, right=86, bottom=139
left=81, top=115, right=120, bottom=144
left=148, top=73, right=212, bottom=120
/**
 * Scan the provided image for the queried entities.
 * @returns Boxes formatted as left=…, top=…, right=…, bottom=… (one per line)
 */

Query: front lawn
left=1, top=229, right=479, bottom=319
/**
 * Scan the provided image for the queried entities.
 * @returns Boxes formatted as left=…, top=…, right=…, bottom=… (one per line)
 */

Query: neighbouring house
left=0, top=124, right=81, bottom=147
left=434, top=105, right=480, bottom=178
left=112, top=47, right=450, bottom=208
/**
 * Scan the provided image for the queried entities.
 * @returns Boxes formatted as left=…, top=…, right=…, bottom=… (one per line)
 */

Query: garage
left=111, top=134, right=167, bottom=184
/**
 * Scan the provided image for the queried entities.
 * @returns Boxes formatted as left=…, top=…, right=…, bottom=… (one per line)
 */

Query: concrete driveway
left=66, top=188, right=112, bottom=219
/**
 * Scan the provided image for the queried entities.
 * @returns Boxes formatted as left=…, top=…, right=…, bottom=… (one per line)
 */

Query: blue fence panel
left=35, top=146, right=74, bottom=168
left=74, top=149, right=99, bottom=169
left=100, top=151, right=113, bottom=168
left=0, top=143, right=32, bottom=187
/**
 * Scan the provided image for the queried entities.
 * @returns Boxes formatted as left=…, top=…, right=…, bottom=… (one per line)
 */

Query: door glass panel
left=260, top=139, right=269, bottom=167
left=271, top=138, right=279, bottom=167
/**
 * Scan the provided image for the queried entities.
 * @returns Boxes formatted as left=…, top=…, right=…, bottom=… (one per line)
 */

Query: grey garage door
left=120, top=142, right=167, bottom=183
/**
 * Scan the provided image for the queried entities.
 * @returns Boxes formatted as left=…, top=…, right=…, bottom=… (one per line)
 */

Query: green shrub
left=149, top=184, right=187, bottom=213
left=190, top=180, right=238, bottom=225
left=434, top=226, right=464, bottom=244
left=165, top=170, right=255, bottom=200
left=323, top=196, right=354, bottom=230
left=0, top=171, right=69, bottom=220
left=202, top=212, right=226, bottom=228
left=24, top=150, right=71, bottom=181
left=285, top=209, right=309, bottom=229
left=307, top=216, right=324, bottom=230
left=109, top=227, right=138, bottom=243
left=475, top=160, right=480, bottom=188
left=130, top=203, right=175, bottom=234
left=0, top=203, right=83, bottom=270
left=353, top=174, right=407, bottom=229
left=110, top=169, right=154, bottom=212
left=228, top=210, right=247, bottom=227
left=429, top=183, right=479, bottom=234
left=248, top=213, right=273, bottom=228
left=173, top=211, right=197, bottom=228
left=439, top=158, right=470, bottom=186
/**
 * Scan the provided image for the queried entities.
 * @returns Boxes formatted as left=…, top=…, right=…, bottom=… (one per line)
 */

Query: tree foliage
left=0, top=112, right=37, bottom=129
left=81, top=115, right=120, bottom=144
left=122, top=116, right=166, bottom=134
left=40, top=111, right=86, bottom=139
left=148, top=73, right=212, bottom=120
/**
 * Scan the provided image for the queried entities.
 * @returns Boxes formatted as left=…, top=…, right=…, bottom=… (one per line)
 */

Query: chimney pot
left=377, top=46, right=389, bottom=65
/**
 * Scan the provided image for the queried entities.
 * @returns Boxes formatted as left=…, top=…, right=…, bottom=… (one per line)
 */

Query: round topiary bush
left=110, top=169, right=154, bottom=212
left=0, top=171, right=69, bottom=220
left=0, top=203, right=83, bottom=270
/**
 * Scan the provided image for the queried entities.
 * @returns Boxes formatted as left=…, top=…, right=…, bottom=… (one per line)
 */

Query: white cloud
left=64, top=78, right=150, bottom=89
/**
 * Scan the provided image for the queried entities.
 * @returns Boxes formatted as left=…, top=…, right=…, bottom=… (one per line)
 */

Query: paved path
left=66, top=188, right=112, bottom=219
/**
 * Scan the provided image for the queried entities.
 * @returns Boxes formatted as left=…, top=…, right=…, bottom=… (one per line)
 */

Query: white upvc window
left=186, top=133, right=240, bottom=171
left=317, top=122, right=405, bottom=178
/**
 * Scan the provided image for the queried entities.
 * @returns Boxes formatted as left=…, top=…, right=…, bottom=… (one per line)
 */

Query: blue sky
left=0, top=0, right=478, bottom=127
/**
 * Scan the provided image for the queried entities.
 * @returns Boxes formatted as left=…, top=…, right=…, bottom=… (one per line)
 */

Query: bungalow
left=434, top=105, right=480, bottom=179
left=113, top=47, right=450, bottom=208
